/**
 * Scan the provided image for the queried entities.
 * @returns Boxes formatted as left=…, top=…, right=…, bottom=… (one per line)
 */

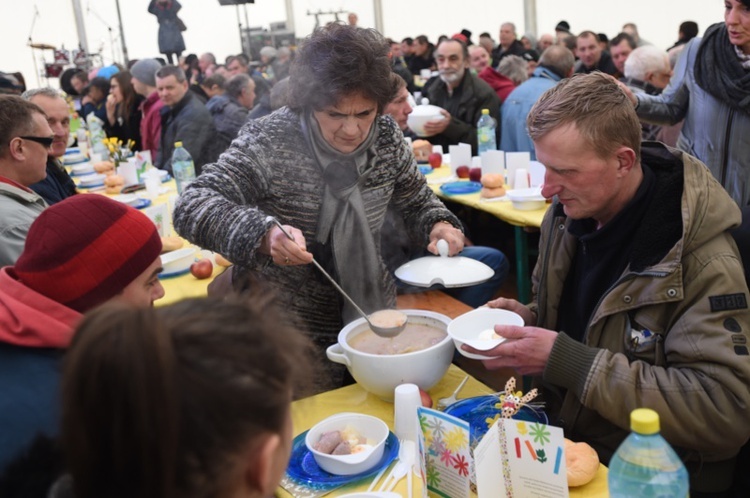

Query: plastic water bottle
left=171, top=142, right=196, bottom=195
left=608, top=408, right=689, bottom=497
left=477, top=108, right=497, bottom=154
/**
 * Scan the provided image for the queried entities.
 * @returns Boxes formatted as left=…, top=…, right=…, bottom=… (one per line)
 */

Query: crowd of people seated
left=1, top=3, right=749, bottom=497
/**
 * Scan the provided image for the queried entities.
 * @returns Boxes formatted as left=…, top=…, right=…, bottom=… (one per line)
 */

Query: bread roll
left=104, top=174, right=125, bottom=188
left=94, top=160, right=115, bottom=174
left=160, top=236, right=184, bottom=253
left=214, top=254, right=233, bottom=267
left=412, top=139, right=432, bottom=162
left=481, top=173, right=504, bottom=188
left=565, top=438, right=599, bottom=487
left=480, top=186, right=506, bottom=198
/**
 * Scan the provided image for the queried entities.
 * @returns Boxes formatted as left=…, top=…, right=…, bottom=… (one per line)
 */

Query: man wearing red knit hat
left=0, top=194, right=164, bottom=472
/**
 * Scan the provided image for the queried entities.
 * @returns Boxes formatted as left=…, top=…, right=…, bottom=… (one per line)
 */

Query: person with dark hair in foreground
left=54, top=294, right=312, bottom=498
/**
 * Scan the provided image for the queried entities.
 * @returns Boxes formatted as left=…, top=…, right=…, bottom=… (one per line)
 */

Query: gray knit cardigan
left=173, top=107, right=461, bottom=344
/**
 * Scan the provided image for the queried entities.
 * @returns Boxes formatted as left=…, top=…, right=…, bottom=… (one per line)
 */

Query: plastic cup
left=514, top=168, right=530, bottom=190
left=394, top=383, right=422, bottom=442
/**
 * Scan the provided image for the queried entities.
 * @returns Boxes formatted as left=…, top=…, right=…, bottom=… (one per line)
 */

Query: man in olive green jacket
left=465, top=73, right=750, bottom=495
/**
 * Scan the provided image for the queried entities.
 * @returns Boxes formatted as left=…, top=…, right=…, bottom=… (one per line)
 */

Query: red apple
left=469, top=167, right=482, bottom=183
left=456, top=165, right=470, bottom=178
left=428, top=152, right=442, bottom=169
left=190, top=258, right=213, bottom=279
left=419, top=388, right=433, bottom=408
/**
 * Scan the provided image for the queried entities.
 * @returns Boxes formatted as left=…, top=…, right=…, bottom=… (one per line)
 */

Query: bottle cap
left=630, top=408, right=659, bottom=435
left=481, top=109, right=489, bottom=115
left=175, top=141, right=183, bottom=148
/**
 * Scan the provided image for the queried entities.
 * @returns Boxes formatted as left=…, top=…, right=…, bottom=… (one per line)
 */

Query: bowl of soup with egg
left=327, top=310, right=453, bottom=401
left=447, top=308, right=525, bottom=360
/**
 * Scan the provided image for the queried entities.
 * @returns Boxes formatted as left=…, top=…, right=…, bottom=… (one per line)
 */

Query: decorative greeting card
left=142, top=203, right=168, bottom=236
left=475, top=418, right=568, bottom=498
left=417, top=407, right=471, bottom=498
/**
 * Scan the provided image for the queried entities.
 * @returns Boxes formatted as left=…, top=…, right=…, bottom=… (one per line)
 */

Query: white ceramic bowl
left=305, top=413, right=389, bottom=475
left=159, top=247, right=196, bottom=276
left=71, top=161, right=94, bottom=174
left=407, top=104, right=445, bottom=137
left=327, top=310, right=453, bottom=401
left=507, top=187, right=547, bottom=211
left=447, top=308, right=525, bottom=360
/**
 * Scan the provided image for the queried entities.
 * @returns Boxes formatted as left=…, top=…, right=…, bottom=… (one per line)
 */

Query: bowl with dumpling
left=305, top=413, right=390, bottom=475
left=447, top=308, right=525, bottom=360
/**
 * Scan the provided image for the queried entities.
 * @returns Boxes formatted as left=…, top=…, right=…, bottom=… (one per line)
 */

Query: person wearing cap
left=422, top=38, right=501, bottom=154
left=131, top=58, right=165, bottom=162
left=575, top=30, right=618, bottom=76
left=521, top=49, right=540, bottom=78
left=0, top=96, right=52, bottom=267
left=21, top=88, right=78, bottom=206
left=0, top=194, right=164, bottom=472
left=554, top=20, right=573, bottom=44
left=491, top=22, right=526, bottom=66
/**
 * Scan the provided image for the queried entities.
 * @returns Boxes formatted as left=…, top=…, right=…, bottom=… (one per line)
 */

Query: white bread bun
left=481, top=173, right=505, bottom=188
left=480, top=186, right=506, bottom=198
left=412, top=139, right=432, bottom=162
left=565, top=438, right=599, bottom=487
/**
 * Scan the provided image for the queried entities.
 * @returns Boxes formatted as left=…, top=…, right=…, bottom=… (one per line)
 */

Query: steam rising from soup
left=348, top=323, right=447, bottom=355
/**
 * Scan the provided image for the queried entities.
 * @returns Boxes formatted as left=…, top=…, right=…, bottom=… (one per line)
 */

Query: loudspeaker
left=217, top=0, right=254, bottom=5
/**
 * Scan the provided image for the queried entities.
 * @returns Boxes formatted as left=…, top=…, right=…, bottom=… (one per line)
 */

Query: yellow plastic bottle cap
left=482, top=109, right=489, bottom=115
left=630, top=408, right=660, bottom=435
left=175, top=141, right=183, bottom=148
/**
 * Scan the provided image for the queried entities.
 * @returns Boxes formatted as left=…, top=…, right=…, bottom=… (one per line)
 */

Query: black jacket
left=423, top=71, right=501, bottom=154
left=157, top=92, right=219, bottom=175
left=30, top=158, right=77, bottom=206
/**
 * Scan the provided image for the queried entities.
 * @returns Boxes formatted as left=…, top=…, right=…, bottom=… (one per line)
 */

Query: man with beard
left=422, top=39, right=500, bottom=154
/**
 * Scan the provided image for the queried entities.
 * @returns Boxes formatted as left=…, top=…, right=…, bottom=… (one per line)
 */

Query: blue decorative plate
left=157, top=267, right=191, bottom=280
left=440, top=181, right=482, bottom=195
left=418, top=165, right=434, bottom=175
left=444, top=396, right=548, bottom=447
left=285, top=430, right=400, bottom=488
left=69, top=169, right=96, bottom=177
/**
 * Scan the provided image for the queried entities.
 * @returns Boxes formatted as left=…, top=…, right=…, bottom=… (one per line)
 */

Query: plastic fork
left=436, top=375, right=469, bottom=411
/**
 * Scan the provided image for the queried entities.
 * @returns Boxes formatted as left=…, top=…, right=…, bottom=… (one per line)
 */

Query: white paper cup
left=394, top=383, right=422, bottom=442
left=514, top=168, right=530, bottom=190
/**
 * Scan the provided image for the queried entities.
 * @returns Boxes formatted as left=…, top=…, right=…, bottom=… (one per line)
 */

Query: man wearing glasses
left=22, top=88, right=77, bottom=205
left=0, top=96, right=52, bottom=266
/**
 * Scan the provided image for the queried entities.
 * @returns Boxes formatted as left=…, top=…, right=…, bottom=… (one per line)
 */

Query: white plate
left=71, top=161, right=94, bottom=175
left=426, top=174, right=457, bottom=185
left=110, top=193, right=142, bottom=207
left=78, top=173, right=107, bottom=186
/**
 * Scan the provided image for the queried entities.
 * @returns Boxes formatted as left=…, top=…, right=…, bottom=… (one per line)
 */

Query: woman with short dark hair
left=173, top=23, right=464, bottom=392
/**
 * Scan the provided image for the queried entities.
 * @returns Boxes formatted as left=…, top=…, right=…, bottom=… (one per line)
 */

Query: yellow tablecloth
left=279, top=365, right=608, bottom=497
left=427, top=166, right=548, bottom=228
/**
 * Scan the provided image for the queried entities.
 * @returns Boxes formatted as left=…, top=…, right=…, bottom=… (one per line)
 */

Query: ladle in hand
left=268, top=217, right=408, bottom=338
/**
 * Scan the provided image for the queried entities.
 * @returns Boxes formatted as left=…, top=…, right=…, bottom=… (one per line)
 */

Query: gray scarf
left=695, top=22, right=750, bottom=115
left=301, top=112, right=385, bottom=323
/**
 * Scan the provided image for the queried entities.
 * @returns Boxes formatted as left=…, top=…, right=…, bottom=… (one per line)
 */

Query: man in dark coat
left=491, top=22, right=526, bottom=66
left=148, top=0, right=185, bottom=64
left=575, top=31, right=618, bottom=75
left=207, top=74, right=255, bottom=153
left=155, top=66, right=218, bottom=175
left=422, top=39, right=501, bottom=154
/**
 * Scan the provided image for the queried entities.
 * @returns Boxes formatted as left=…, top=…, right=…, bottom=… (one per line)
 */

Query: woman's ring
left=285, top=257, right=290, bottom=264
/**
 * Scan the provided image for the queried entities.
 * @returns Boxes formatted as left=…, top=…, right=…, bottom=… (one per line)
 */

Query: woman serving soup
left=173, top=23, right=463, bottom=391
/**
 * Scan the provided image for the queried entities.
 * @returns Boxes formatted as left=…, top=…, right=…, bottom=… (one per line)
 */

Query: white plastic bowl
left=327, top=310, right=453, bottom=401
left=447, top=308, right=525, bottom=360
left=407, top=104, right=445, bottom=137
left=71, top=161, right=94, bottom=175
left=110, top=194, right=141, bottom=207
left=305, top=413, right=389, bottom=475
left=159, top=247, right=196, bottom=276
left=507, top=187, right=547, bottom=211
